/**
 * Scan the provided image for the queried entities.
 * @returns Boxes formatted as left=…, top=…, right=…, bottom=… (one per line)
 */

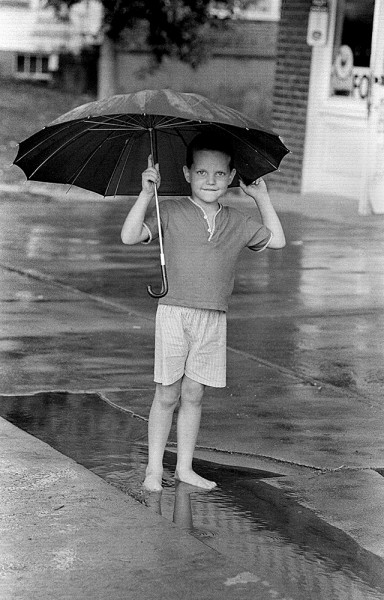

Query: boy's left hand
left=239, top=177, right=268, bottom=198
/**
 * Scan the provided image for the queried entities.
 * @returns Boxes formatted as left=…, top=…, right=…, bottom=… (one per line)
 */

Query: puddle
left=1, top=391, right=384, bottom=600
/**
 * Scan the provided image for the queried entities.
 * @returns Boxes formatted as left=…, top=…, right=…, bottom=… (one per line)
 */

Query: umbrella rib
left=66, top=130, right=118, bottom=191
left=108, top=134, right=139, bottom=196
left=15, top=121, right=82, bottom=163
left=114, top=114, right=146, bottom=128
left=85, top=118, right=145, bottom=130
left=213, top=124, right=279, bottom=169
left=174, top=128, right=190, bottom=148
left=68, top=114, right=146, bottom=131
left=153, top=115, right=169, bottom=126
left=29, top=128, right=135, bottom=180
left=105, top=114, right=148, bottom=129
left=28, top=128, right=97, bottom=178
left=157, top=118, right=204, bottom=130
left=85, top=114, right=144, bottom=128
left=103, top=131, right=138, bottom=141
left=16, top=114, right=131, bottom=164
left=87, top=125, right=144, bottom=132
left=153, top=115, right=185, bottom=127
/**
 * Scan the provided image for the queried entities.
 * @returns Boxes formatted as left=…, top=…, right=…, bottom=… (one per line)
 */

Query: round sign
left=334, top=45, right=354, bottom=80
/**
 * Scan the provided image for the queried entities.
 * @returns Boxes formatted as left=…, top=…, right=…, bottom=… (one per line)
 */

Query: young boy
left=121, top=133, right=286, bottom=492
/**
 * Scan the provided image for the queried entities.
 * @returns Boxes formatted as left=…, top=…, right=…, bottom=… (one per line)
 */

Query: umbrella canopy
left=14, top=89, right=289, bottom=298
left=14, top=89, right=289, bottom=197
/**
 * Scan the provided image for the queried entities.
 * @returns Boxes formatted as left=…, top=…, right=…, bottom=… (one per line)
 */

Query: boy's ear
left=229, top=168, right=236, bottom=184
left=183, top=165, right=191, bottom=183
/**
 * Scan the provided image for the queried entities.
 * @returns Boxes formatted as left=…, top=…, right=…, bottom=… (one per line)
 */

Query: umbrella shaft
left=149, top=126, right=164, bottom=257
left=149, top=127, right=158, bottom=164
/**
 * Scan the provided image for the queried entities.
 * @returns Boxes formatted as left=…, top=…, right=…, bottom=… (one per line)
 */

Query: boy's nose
left=206, top=173, right=216, bottom=185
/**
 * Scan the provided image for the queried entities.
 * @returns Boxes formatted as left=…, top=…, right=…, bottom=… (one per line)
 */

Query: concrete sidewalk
left=1, top=418, right=279, bottom=600
left=1, top=184, right=384, bottom=598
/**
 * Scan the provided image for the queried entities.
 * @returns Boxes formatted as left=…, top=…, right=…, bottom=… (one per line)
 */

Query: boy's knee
left=155, top=380, right=181, bottom=408
left=181, top=376, right=205, bottom=406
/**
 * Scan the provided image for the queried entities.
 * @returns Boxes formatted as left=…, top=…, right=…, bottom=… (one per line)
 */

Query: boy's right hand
left=141, top=154, right=160, bottom=196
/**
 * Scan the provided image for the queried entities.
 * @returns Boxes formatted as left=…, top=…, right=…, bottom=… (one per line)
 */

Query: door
left=302, top=0, right=384, bottom=205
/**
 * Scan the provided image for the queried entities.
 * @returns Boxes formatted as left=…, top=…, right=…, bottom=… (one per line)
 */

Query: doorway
left=302, top=0, right=384, bottom=202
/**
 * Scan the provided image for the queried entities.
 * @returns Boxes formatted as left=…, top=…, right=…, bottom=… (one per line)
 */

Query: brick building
left=271, top=0, right=312, bottom=192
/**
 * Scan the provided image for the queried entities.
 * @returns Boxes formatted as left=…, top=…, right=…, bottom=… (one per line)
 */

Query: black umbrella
left=14, top=89, right=289, bottom=297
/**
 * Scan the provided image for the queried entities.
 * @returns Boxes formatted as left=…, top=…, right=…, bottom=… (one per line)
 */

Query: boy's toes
left=143, top=471, right=163, bottom=492
left=175, top=469, right=217, bottom=490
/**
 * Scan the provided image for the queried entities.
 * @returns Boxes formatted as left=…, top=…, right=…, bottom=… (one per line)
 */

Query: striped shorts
left=154, top=304, right=227, bottom=388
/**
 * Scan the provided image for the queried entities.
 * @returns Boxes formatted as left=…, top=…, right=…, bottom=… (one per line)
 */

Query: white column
left=359, top=0, right=384, bottom=214
left=98, top=35, right=117, bottom=99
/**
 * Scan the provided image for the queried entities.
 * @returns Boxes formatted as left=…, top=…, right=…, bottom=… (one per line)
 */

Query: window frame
left=14, top=52, right=52, bottom=81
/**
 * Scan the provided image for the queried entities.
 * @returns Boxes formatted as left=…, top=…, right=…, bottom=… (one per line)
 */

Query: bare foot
left=175, top=469, right=217, bottom=490
left=143, top=470, right=163, bottom=492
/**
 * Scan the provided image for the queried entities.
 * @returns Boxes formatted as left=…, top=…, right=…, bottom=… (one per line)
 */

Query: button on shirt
left=143, top=197, right=272, bottom=312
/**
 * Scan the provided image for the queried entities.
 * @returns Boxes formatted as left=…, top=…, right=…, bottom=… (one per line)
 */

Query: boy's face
left=183, top=150, right=236, bottom=208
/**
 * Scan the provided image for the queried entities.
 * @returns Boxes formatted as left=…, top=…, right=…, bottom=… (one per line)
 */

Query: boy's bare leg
left=143, top=380, right=181, bottom=492
left=175, top=375, right=217, bottom=490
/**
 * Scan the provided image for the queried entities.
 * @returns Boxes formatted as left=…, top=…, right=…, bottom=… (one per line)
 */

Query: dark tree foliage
left=46, top=0, right=234, bottom=66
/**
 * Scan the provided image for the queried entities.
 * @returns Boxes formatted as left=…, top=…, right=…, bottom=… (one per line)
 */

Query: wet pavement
left=1, top=187, right=383, bottom=400
left=2, top=391, right=384, bottom=599
left=1, top=183, right=384, bottom=598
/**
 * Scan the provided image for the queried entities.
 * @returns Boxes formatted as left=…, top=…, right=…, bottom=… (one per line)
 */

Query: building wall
left=0, top=0, right=102, bottom=84
left=0, top=0, right=39, bottom=52
left=0, top=0, right=101, bottom=53
left=0, top=50, right=14, bottom=78
left=271, top=0, right=312, bottom=191
left=113, top=21, right=278, bottom=129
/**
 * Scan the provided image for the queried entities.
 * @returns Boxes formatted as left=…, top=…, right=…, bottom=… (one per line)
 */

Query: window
left=330, top=0, right=375, bottom=99
left=15, top=53, right=52, bottom=80
left=210, top=0, right=281, bottom=21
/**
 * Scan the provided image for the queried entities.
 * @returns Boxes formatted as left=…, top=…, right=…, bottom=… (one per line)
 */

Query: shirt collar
left=188, top=197, right=222, bottom=215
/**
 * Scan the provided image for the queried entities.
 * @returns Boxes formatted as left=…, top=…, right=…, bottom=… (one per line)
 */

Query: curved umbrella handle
left=147, top=263, right=168, bottom=298
left=147, top=128, right=168, bottom=299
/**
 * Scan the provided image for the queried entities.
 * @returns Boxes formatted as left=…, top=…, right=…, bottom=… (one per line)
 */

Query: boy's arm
left=121, top=155, right=160, bottom=245
left=240, top=178, right=286, bottom=249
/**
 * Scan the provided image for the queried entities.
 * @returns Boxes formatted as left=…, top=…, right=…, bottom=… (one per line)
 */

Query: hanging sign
left=307, top=0, right=330, bottom=46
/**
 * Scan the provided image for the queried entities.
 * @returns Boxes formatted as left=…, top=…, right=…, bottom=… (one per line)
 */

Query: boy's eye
left=195, top=170, right=227, bottom=177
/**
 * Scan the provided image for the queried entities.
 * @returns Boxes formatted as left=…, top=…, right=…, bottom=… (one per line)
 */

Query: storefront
left=302, top=0, right=384, bottom=212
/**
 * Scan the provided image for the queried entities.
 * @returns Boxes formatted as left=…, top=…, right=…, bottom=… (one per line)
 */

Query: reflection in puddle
left=1, top=392, right=384, bottom=600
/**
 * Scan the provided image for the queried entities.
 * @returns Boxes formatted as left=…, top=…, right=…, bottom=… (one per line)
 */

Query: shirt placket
left=189, top=198, right=222, bottom=241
